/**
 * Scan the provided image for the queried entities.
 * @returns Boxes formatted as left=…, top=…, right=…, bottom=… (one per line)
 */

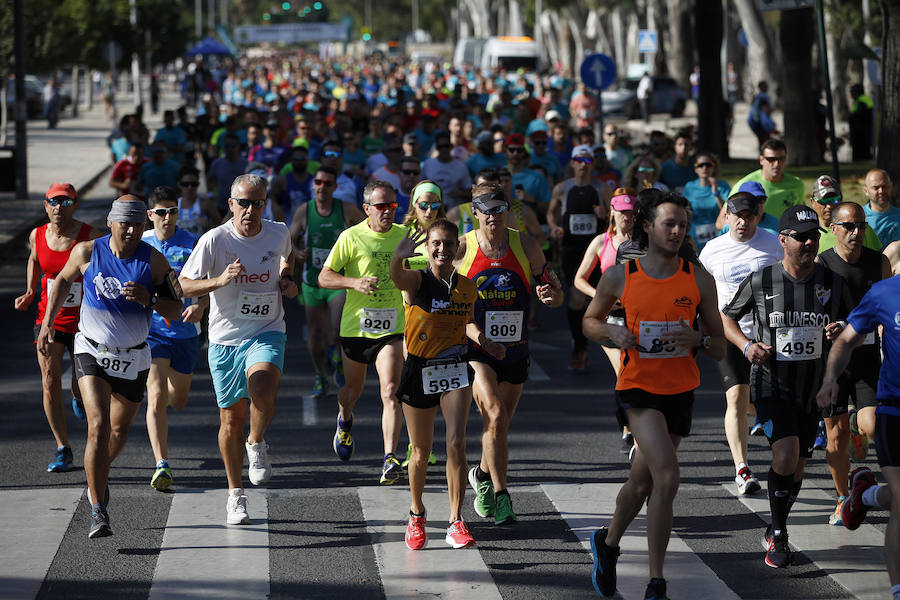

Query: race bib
left=485, top=310, right=523, bottom=342
left=360, top=307, right=397, bottom=334
left=48, top=278, right=82, bottom=307
left=96, top=346, right=141, bottom=380
left=694, top=223, right=717, bottom=245
left=422, top=361, right=469, bottom=395
left=637, top=321, right=689, bottom=359
left=311, top=248, right=330, bottom=270
left=569, top=213, right=597, bottom=236
left=237, top=291, right=278, bottom=320
left=775, top=326, right=823, bottom=361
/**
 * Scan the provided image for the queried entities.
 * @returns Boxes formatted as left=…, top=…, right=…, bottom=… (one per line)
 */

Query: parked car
left=5, top=74, right=72, bottom=120
left=601, top=76, right=687, bottom=118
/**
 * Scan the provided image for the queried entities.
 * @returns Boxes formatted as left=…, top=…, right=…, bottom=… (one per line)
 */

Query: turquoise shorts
left=208, top=331, right=286, bottom=408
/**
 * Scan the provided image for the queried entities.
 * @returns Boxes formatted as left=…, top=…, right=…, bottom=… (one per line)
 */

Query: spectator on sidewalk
left=849, top=84, right=874, bottom=161
left=109, top=142, right=149, bottom=199
left=42, top=75, right=61, bottom=129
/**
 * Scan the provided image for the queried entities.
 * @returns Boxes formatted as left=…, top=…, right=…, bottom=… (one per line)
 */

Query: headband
left=412, top=182, right=443, bottom=205
left=108, top=200, right=148, bottom=223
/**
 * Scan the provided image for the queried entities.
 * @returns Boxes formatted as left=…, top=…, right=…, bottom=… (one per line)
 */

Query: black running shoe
left=88, top=506, right=112, bottom=539
left=764, top=532, right=792, bottom=568
left=590, top=527, right=620, bottom=598
left=620, top=433, right=634, bottom=454
left=644, top=577, right=669, bottom=600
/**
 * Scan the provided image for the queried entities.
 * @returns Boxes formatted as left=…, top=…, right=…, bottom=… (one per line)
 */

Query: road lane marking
left=543, top=482, right=741, bottom=600
left=302, top=395, right=317, bottom=426
left=727, top=482, right=890, bottom=600
left=0, top=487, right=82, bottom=600
left=149, top=489, right=269, bottom=600
left=357, top=485, right=502, bottom=599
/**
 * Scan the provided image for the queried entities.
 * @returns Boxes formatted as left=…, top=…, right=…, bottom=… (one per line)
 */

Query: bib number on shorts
left=569, top=213, right=597, bottom=236
left=694, top=223, right=717, bottom=245
left=48, top=278, right=82, bottom=307
left=238, top=291, right=277, bottom=320
left=637, top=321, right=688, bottom=359
left=422, top=361, right=469, bottom=394
left=485, top=310, right=523, bottom=343
left=360, top=307, right=397, bottom=334
left=97, top=347, right=139, bottom=380
left=311, top=248, right=330, bottom=270
left=775, top=326, right=822, bottom=361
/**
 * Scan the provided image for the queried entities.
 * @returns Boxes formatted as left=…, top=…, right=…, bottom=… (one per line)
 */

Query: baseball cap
left=812, top=175, right=841, bottom=201
left=474, top=131, right=492, bottom=147
left=265, top=120, right=279, bottom=129
left=545, top=110, right=562, bottom=122
left=529, top=129, right=548, bottom=141
left=571, top=144, right=593, bottom=158
left=778, top=204, right=825, bottom=233
left=505, top=133, right=525, bottom=146
left=610, top=192, right=636, bottom=211
left=727, top=192, right=759, bottom=215
left=737, top=180, right=767, bottom=199
left=472, top=189, right=508, bottom=213
left=46, top=182, right=77, bottom=200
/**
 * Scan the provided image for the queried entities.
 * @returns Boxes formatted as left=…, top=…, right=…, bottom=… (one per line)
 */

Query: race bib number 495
left=775, top=326, right=822, bottom=361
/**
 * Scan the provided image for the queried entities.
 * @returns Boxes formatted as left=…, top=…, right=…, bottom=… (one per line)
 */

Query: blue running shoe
left=590, top=527, right=620, bottom=598
left=48, top=446, right=73, bottom=472
left=311, top=374, right=329, bottom=399
left=72, top=397, right=86, bottom=420
left=813, top=419, right=827, bottom=451
left=333, top=416, right=353, bottom=461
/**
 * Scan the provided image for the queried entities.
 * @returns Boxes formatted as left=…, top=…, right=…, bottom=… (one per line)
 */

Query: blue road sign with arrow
left=580, top=53, right=617, bottom=91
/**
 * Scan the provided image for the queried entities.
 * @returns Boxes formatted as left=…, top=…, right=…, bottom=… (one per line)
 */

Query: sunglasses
left=401, top=169, right=421, bottom=176
left=833, top=221, right=867, bottom=232
left=782, top=230, right=820, bottom=243
left=47, top=197, right=76, bottom=207
left=507, top=147, right=526, bottom=154
left=573, top=156, right=592, bottom=165
left=417, top=201, right=442, bottom=211
left=179, top=180, right=200, bottom=187
left=605, top=131, right=618, bottom=136
left=493, top=137, right=505, bottom=143
left=637, top=166, right=656, bottom=173
left=478, top=205, right=508, bottom=215
left=762, top=155, right=786, bottom=163
left=314, top=178, right=336, bottom=187
left=151, top=207, right=179, bottom=217
left=233, top=197, right=267, bottom=208
left=695, top=162, right=714, bottom=169
left=816, top=194, right=841, bottom=205
left=367, top=202, right=398, bottom=211
left=323, top=150, right=342, bottom=159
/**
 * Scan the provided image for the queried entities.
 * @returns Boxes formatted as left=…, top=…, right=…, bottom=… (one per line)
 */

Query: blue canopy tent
left=185, top=36, right=232, bottom=57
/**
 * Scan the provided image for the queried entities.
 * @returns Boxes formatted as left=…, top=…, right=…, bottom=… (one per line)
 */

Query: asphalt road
left=0, top=183, right=887, bottom=600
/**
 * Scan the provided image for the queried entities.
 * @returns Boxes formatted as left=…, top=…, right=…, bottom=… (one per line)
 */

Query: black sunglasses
left=179, top=181, right=200, bottom=187
left=782, top=230, right=820, bottom=243
left=47, top=197, right=76, bottom=207
left=401, top=169, right=421, bottom=176
left=833, top=221, right=867, bottom=232
left=233, top=197, right=267, bottom=208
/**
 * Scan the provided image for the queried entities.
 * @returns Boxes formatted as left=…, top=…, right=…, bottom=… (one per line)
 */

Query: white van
left=453, top=38, right=486, bottom=68
left=479, top=36, right=539, bottom=73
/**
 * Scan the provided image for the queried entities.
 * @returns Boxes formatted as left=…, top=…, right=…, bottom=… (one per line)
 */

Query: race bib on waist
left=775, top=326, right=823, bottom=361
left=74, top=333, right=149, bottom=381
left=311, top=248, right=330, bottom=270
left=422, top=360, right=469, bottom=394
left=48, top=278, right=82, bottom=308
left=637, top=321, right=689, bottom=359
left=360, top=307, right=397, bottom=334
left=485, top=310, right=523, bottom=342
left=237, top=291, right=278, bottom=320
left=569, top=213, right=597, bottom=236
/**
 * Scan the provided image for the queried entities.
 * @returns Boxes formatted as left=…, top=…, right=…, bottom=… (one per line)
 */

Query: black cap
left=778, top=204, right=825, bottom=234
left=727, top=192, right=758, bottom=215
left=472, top=190, right=508, bottom=213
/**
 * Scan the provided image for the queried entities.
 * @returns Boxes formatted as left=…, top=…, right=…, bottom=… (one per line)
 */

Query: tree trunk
left=666, top=0, right=694, bottom=87
left=780, top=8, right=820, bottom=165
left=877, top=0, right=900, bottom=188
left=824, top=9, right=848, bottom=119
left=647, top=0, right=668, bottom=75
left=695, top=0, right=728, bottom=157
left=508, top=0, right=523, bottom=36
left=612, top=5, right=626, bottom=74
left=71, top=65, right=80, bottom=118
left=734, top=0, right=779, bottom=103
left=540, top=11, right=561, bottom=70
left=627, top=9, right=641, bottom=68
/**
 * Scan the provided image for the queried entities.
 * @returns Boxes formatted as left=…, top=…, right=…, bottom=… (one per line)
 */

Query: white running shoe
left=226, top=488, right=250, bottom=525
left=246, top=440, right=271, bottom=485
left=736, top=466, right=761, bottom=495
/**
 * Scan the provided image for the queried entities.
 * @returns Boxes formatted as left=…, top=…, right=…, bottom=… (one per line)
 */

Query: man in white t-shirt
left=179, top=174, right=298, bottom=526
left=636, top=72, right=654, bottom=123
left=699, top=191, right=783, bottom=496
left=422, top=131, right=472, bottom=209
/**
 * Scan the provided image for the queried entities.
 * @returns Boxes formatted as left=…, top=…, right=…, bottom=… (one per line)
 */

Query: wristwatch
left=698, top=334, right=711, bottom=349
left=148, top=291, right=159, bottom=308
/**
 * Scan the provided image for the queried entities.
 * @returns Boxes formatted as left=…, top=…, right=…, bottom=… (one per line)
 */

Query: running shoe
left=812, top=420, right=827, bottom=451
left=628, top=443, right=637, bottom=464
left=764, top=531, right=792, bottom=568
left=333, top=416, right=353, bottom=461
left=735, top=466, right=761, bottom=495
left=245, top=440, right=271, bottom=485
left=829, top=496, right=848, bottom=526
left=644, top=577, right=669, bottom=600
left=468, top=467, right=495, bottom=518
left=619, top=433, right=634, bottom=454
left=567, top=353, right=584, bottom=372
left=405, top=512, right=427, bottom=550
left=849, top=429, right=869, bottom=462
left=590, top=527, right=620, bottom=598
left=494, top=493, right=517, bottom=525
left=761, top=524, right=773, bottom=551
left=332, top=347, right=345, bottom=388
left=749, top=418, right=765, bottom=437
left=445, top=520, right=476, bottom=548
left=311, top=374, right=329, bottom=399
left=88, top=505, right=112, bottom=539
left=71, top=397, right=86, bottom=420
left=150, top=460, right=173, bottom=491
left=380, top=453, right=402, bottom=485
left=47, top=446, right=73, bottom=472
left=226, top=488, right=250, bottom=525
left=842, top=466, right=878, bottom=530
left=400, top=443, right=438, bottom=468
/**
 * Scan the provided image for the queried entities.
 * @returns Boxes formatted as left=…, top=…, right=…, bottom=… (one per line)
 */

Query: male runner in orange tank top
left=583, top=190, right=726, bottom=600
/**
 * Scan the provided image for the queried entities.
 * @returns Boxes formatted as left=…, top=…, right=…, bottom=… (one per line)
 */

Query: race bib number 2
left=360, top=307, right=397, bottom=334
left=48, top=279, right=82, bottom=308
left=422, top=362, right=469, bottom=394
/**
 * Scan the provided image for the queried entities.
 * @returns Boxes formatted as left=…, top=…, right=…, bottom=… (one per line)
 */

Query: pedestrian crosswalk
left=0, top=479, right=889, bottom=599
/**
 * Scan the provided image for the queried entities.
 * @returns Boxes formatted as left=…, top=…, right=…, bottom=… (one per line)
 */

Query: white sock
left=862, top=485, right=882, bottom=509
left=736, top=462, right=748, bottom=474
left=229, top=487, right=244, bottom=497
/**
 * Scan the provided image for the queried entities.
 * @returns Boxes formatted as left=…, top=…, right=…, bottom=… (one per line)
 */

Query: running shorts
left=398, top=355, right=470, bottom=410
left=754, top=396, right=820, bottom=458
left=209, top=331, right=286, bottom=408
left=615, top=388, right=694, bottom=438
left=148, top=332, right=200, bottom=375
left=873, top=407, right=900, bottom=468
left=716, top=342, right=751, bottom=391
left=302, top=283, right=343, bottom=307
left=339, top=334, right=402, bottom=365
left=33, top=324, right=75, bottom=354
left=467, top=349, right=530, bottom=385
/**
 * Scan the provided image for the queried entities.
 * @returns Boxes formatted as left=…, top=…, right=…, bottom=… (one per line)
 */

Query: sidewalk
left=0, top=85, right=183, bottom=251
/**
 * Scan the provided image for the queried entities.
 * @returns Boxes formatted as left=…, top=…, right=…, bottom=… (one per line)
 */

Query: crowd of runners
left=14, top=52, right=900, bottom=600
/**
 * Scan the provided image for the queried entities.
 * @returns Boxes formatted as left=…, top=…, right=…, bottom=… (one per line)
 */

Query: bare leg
left=373, top=340, right=403, bottom=456
left=403, top=403, right=438, bottom=515
left=146, top=359, right=171, bottom=464
left=247, top=362, right=280, bottom=445
left=441, top=387, right=472, bottom=522
left=825, top=414, right=851, bottom=497
left=724, top=384, right=751, bottom=469
left=107, top=393, right=142, bottom=462
left=37, top=343, right=69, bottom=448
left=470, top=362, right=522, bottom=491
left=337, top=351, right=367, bottom=421
left=881, top=466, right=900, bottom=587
left=81, top=376, right=112, bottom=506
left=219, top=401, right=249, bottom=490
left=305, top=304, right=328, bottom=374
left=856, top=406, right=876, bottom=440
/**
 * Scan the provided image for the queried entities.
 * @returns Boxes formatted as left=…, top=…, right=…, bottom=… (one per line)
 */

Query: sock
left=474, top=465, right=491, bottom=483
left=91, top=502, right=102, bottom=511
left=787, top=478, right=803, bottom=515
left=768, top=468, right=793, bottom=534
left=566, top=307, right=588, bottom=353
left=410, top=509, right=425, bottom=518
left=338, top=416, right=352, bottom=430
left=495, top=488, right=509, bottom=498
left=736, top=462, right=748, bottom=475
left=862, top=484, right=882, bottom=508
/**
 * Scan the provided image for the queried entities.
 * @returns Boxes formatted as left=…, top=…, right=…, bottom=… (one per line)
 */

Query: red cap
left=46, top=182, right=77, bottom=200
left=529, top=129, right=548, bottom=140
left=505, top=133, right=525, bottom=146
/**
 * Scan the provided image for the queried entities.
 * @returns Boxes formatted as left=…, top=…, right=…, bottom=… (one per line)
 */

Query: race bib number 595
left=422, top=362, right=469, bottom=394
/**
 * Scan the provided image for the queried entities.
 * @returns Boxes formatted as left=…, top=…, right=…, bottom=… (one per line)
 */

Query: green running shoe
left=494, top=493, right=517, bottom=526
left=311, top=374, right=328, bottom=399
left=151, top=461, right=173, bottom=491
left=401, top=443, right=437, bottom=468
left=467, top=466, right=495, bottom=518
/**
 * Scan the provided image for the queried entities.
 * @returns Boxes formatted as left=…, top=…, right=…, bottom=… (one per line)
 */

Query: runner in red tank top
left=14, top=183, right=99, bottom=473
left=583, top=190, right=725, bottom=599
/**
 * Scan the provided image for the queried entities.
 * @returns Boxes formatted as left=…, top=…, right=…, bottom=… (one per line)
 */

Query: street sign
left=637, top=30, right=658, bottom=54
left=234, top=23, right=347, bottom=44
left=755, top=0, right=814, bottom=11
left=580, top=53, right=617, bottom=91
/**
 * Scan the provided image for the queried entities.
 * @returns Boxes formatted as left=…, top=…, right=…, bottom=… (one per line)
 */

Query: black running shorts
left=398, top=355, right=470, bottom=409
left=33, top=324, right=75, bottom=355
left=615, top=388, right=694, bottom=438
left=874, top=408, right=900, bottom=468
left=339, top=334, right=402, bottom=365
left=716, top=342, right=751, bottom=391
left=74, top=352, right=149, bottom=404
left=467, top=350, right=529, bottom=385
left=754, top=396, right=819, bottom=458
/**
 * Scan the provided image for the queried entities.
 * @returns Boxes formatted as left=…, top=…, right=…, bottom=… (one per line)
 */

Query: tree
left=779, top=8, right=820, bottom=165
left=877, top=0, right=900, bottom=180
left=695, top=0, right=727, bottom=158
left=734, top=0, right=780, bottom=102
